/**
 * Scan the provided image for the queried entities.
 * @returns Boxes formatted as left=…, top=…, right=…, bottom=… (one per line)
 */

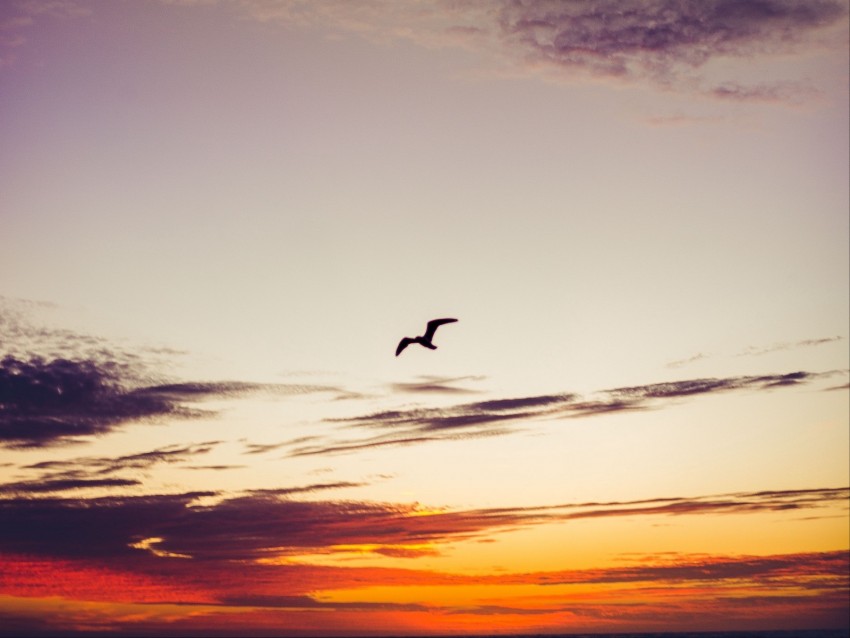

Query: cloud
left=553, top=487, right=850, bottom=523
left=227, top=0, right=848, bottom=102
left=1, top=547, right=845, bottom=602
left=0, top=486, right=844, bottom=563
left=248, top=481, right=367, bottom=497
left=737, top=335, right=845, bottom=357
left=605, top=371, right=814, bottom=398
left=0, top=356, right=186, bottom=448
left=0, top=355, right=336, bottom=448
left=24, top=441, right=221, bottom=474
left=824, top=382, right=850, bottom=392
left=0, top=485, right=845, bottom=633
left=241, top=441, right=290, bottom=455
left=0, top=296, right=179, bottom=382
left=4, top=1, right=846, bottom=103
left=335, top=393, right=578, bottom=432
left=289, top=434, right=443, bottom=458
left=306, top=370, right=825, bottom=456
left=0, top=441, right=225, bottom=495
left=390, top=375, right=485, bottom=395
left=537, top=548, right=850, bottom=587
left=669, top=336, right=845, bottom=367
left=667, top=352, right=710, bottom=368
left=0, top=477, right=142, bottom=494
left=494, top=0, right=846, bottom=87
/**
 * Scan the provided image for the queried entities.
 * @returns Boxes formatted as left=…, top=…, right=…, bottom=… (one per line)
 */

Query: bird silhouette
left=395, top=318, right=458, bottom=356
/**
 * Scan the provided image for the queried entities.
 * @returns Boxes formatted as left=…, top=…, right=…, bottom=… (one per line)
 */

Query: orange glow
left=2, top=549, right=846, bottom=634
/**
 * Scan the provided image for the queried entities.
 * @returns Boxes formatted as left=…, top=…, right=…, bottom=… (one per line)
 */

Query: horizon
left=1, top=1, right=848, bottom=635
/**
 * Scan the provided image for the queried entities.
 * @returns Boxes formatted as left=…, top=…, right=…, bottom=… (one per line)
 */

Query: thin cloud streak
left=390, top=375, right=485, bottom=395
left=0, top=477, right=141, bottom=494
left=0, top=442, right=225, bottom=495
left=308, top=370, right=827, bottom=457
left=668, top=335, right=845, bottom=367
left=737, top=335, right=845, bottom=357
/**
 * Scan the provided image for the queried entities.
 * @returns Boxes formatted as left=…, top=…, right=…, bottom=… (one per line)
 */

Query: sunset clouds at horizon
left=1, top=1, right=848, bottom=635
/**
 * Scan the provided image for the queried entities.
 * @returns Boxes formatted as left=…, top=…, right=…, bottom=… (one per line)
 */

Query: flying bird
left=396, top=318, right=458, bottom=356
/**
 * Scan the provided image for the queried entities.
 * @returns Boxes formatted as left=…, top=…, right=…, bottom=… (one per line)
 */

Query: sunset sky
left=1, top=1, right=849, bottom=635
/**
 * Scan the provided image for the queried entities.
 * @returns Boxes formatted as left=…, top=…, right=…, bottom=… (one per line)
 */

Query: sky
left=0, top=0, right=848, bottom=635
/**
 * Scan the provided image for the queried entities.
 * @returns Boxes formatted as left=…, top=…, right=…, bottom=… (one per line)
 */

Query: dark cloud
left=0, top=354, right=336, bottom=448
left=0, top=477, right=141, bottom=494
left=0, top=356, right=185, bottom=448
left=249, top=481, right=367, bottom=496
left=494, top=0, right=847, bottom=98
left=0, top=487, right=844, bottom=563
left=0, top=487, right=845, bottom=636
left=0, top=491, right=214, bottom=559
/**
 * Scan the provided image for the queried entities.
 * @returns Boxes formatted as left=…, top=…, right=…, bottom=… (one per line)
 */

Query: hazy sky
left=1, top=1, right=848, bottom=635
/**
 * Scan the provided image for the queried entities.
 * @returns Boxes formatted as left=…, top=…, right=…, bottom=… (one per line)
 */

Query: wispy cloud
left=0, top=296, right=173, bottom=383
left=667, top=352, right=711, bottom=368
left=23, top=441, right=224, bottom=474
left=229, top=0, right=848, bottom=102
left=301, top=370, right=827, bottom=456
left=3, top=1, right=846, bottom=105
left=494, top=0, right=846, bottom=96
left=0, top=477, right=141, bottom=494
left=534, top=548, right=850, bottom=587
left=0, top=441, right=224, bottom=495
left=737, top=335, right=845, bottom=357
left=390, top=375, right=484, bottom=395
left=289, top=434, right=443, bottom=458
left=0, top=355, right=337, bottom=448
left=248, top=481, right=367, bottom=497
left=669, top=335, right=844, bottom=367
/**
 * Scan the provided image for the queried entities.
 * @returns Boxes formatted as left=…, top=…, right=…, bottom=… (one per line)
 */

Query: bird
left=395, top=318, right=458, bottom=356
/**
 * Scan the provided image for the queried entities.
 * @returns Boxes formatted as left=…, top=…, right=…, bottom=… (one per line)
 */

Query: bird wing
left=396, top=337, right=414, bottom=356
left=423, top=318, right=458, bottom=341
